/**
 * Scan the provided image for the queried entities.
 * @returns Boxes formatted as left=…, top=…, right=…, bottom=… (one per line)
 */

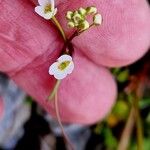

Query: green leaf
left=139, top=98, right=150, bottom=109
left=104, top=128, right=118, bottom=150
left=130, top=138, right=150, bottom=150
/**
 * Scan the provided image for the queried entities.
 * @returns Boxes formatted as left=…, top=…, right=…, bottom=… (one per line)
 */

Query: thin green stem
left=49, top=18, right=94, bottom=100
left=63, top=23, right=95, bottom=49
left=54, top=92, right=74, bottom=150
left=48, top=17, right=66, bottom=99
left=52, top=16, right=67, bottom=41
left=48, top=80, right=61, bottom=101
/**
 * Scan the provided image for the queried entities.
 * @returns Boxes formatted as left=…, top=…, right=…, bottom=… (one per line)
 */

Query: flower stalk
left=48, top=80, right=61, bottom=100
left=52, top=16, right=67, bottom=41
left=54, top=92, right=74, bottom=150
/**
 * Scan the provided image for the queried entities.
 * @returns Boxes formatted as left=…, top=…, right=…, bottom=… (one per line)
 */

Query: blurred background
left=0, top=47, right=149, bottom=150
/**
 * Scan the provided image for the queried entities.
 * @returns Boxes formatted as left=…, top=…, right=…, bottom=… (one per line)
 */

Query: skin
left=0, top=0, right=149, bottom=124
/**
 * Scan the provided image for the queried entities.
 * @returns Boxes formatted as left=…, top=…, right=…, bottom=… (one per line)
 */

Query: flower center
left=44, top=4, right=52, bottom=14
left=58, top=61, right=70, bottom=71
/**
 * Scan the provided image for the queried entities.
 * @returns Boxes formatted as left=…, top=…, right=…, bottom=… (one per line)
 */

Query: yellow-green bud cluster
left=66, top=6, right=102, bottom=31
left=66, top=8, right=88, bottom=30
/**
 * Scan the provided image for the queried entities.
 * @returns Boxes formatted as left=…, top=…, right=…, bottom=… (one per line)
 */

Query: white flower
left=49, top=55, right=74, bottom=80
left=35, top=0, right=57, bottom=20
left=93, top=13, right=102, bottom=25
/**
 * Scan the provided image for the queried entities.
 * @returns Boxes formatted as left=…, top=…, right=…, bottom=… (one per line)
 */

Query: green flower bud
left=72, top=13, right=83, bottom=24
left=86, top=6, right=97, bottom=14
left=78, top=7, right=87, bottom=16
left=66, top=11, right=73, bottom=20
left=73, top=10, right=79, bottom=16
left=67, top=21, right=75, bottom=28
left=78, top=20, right=90, bottom=31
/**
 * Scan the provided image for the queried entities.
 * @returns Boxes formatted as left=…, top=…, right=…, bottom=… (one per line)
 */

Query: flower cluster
left=35, top=1, right=102, bottom=80
left=66, top=6, right=102, bottom=31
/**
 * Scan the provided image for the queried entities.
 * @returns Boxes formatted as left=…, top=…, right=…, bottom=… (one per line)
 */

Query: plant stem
left=60, top=24, right=95, bottom=54
left=54, top=92, right=74, bottom=150
left=49, top=17, right=74, bottom=149
left=117, top=108, right=135, bottom=150
left=48, top=80, right=61, bottom=101
left=48, top=17, right=67, bottom=100
left=52, top=16, right=67, bottom=41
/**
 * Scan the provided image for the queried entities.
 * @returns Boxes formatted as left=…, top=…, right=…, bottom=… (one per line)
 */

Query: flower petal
left=38, top=0, right=49, bottom=6
left=49, top=62, right=59, bottom=75
left=50, top=0, right=55, bottom=10
left=58, top=54, right=72, bottom=62
left=67, top=62, right=74, bottom=74
left=54, top=72, right=67, bottom=80
left=35, top=6, right=44, bottom=17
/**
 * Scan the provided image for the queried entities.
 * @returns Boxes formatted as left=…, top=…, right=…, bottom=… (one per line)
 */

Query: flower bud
left=67, top=21, right=75, bottom=28
left=93, top=13, right=102, bottom=25
left=86, top=6, right=97, bottom=15
left=66, top=11, right=73, bottom=20
left=78, top=7, right=87, bottom=16
left=72, top=13, right=83, bottom=24
left=79, top=20, right=90, bottom=31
